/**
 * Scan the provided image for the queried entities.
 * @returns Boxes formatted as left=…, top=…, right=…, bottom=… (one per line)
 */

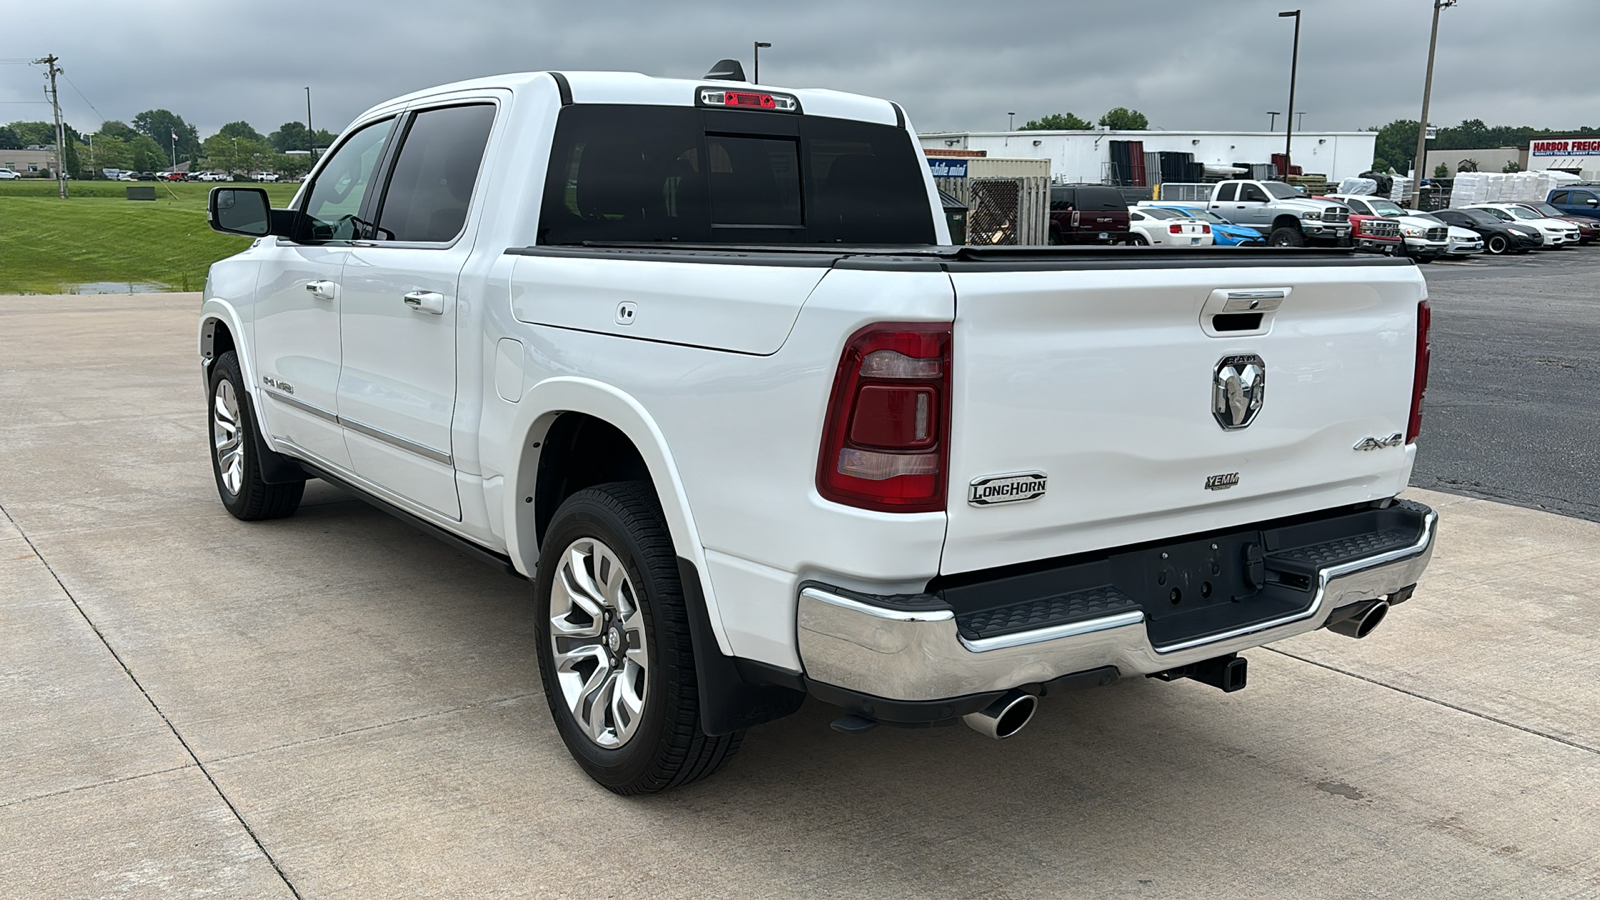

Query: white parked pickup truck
left=1145, top=179, right=1353, bottom=247
left=200, top=65, right=1437, bottom=794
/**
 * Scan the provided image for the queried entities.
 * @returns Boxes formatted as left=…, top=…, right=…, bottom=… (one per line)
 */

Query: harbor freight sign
left=928, top=158, right=970, bottom=178
left=1531, top=139, right=1600, bottom=156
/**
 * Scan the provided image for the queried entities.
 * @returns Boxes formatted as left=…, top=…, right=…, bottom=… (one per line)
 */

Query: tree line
left=1368, top=118, right=1600, bottom=175
left=0, top=110, right=334, bottom=178
left=1018, top=108, right=1151, bottom=131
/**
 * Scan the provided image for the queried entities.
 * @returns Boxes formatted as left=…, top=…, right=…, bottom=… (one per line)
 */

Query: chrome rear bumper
left=797, top=505, right=1437, bottom=702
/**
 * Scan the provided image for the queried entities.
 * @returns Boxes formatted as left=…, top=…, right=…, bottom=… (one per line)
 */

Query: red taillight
left=1169, top=224, right=1183, bottom=234
left=1201, top=224, right=1212, bottom=234
left=725, top=90, right=777, bottom=109
left=1407, top=300, right=1431, bottom=444
left=817, top=323, right=952, bottom=512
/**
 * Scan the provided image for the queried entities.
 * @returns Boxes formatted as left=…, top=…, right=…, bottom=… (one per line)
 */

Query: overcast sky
left=4, top=0, right=1598, bottom=140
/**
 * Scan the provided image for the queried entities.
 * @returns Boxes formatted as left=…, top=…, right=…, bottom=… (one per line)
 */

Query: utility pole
left=35, top=54, right=66, bottom=198
left=1411, top=0, right=1457, bottom=207
left=1278, top=10, right=1301, bottom=178
left=305, top=87, right=315, bottom=159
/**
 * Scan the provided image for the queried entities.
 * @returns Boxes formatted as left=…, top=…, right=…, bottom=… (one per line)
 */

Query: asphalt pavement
left=2, top=292, right=1599, bottom=899
left=1412, top=248, right=1600, bottom=520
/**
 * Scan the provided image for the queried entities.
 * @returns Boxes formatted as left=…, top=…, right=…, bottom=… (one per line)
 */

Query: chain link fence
left=965, top=178, right=1022, bottom=245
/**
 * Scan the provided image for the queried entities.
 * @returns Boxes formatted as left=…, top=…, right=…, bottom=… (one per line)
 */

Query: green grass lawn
left=0, top=180, right=300, bottom=294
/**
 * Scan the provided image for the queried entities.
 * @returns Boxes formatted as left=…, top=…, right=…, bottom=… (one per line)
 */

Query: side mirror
left=208, top=187, right=274, bottom=237
left=1587, top=197, right=1598, bottom=207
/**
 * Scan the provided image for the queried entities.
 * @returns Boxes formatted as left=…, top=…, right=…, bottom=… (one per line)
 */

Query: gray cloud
left=4, top=0, right=1597, bottom=140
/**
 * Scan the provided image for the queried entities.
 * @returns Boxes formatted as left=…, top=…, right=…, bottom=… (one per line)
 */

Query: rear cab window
left=537, top=104, right=935, bottom=245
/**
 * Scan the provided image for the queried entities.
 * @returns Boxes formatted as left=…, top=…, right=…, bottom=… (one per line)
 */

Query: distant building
left=920, top=130, right=1377, bottom=185
left=1527, top=136, right=1600, bottom=181
left=1424, top=147, right=1527, bottom=176
left=0, top=148, right=59, bottom=175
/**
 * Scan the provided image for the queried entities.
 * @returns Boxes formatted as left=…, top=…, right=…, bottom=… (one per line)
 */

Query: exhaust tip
left=962, top=691, right=1037, bottom=740
left=1328, top=599, right=1389, bottom=639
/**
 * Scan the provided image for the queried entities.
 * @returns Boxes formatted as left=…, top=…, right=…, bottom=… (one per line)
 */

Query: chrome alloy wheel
left=212, top=379, right=245, bottom=496
left=549, top=537, right=650, bottom=749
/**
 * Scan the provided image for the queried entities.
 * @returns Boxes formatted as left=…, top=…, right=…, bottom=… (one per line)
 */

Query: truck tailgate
left=941, top=260, right=1425, bottom=576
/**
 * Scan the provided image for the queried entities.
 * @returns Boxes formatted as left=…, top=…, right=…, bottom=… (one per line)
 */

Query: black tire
left=208, top=351, right=304, bottom=520
left=1128, top=233, right=1149, bottom=246
left=1486, top=234, right=1509, bottom=255
left=1268, top=226, right=1305, bottom=247
left=534, top=482, right=741, bottom=794
left=1047, top=225, right=1062, bottom=246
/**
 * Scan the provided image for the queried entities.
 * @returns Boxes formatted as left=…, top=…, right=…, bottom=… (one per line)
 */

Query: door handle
left=403, top=291, right=446, bottom=315
left=305, top=280, right=337, bottom=301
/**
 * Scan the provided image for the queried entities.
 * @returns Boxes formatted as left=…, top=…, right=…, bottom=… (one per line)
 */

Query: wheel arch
left=198, top=300, right=253, bottom=398
left=505, top=377, right=732, bottom=655
left=1271, top=214, right=1304, bottom=233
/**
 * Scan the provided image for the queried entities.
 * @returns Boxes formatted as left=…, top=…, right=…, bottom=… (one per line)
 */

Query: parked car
left=254, top=172, right=280, bottom=183
left=1402, top=212, right=1483, bottom=256
left=1547, top=186, right=1600, bottom=221
left=1144, top=180, right=1351, bottom=247
left=0, top=168, right=21, bottom=180
left=1047, top=184, right=1131, bottom=245
left=1509, top=202, right=1600, bottom=244
left=134, top=172, right=157, bottom=181
left=1465, top=203, right=1580, bottom=248
left=1126, top=207, right=1214, bottom=247
left=115, top=172, right=137, bottom=182
left=1311, top=200, right=1402, bottom=254
left=1145, top=206, right=1263, bottom=246
left=1430, top=208, right=1542, bottom=255
left=1326, top=195, right=1448, bottom=262
left=198, top=67, right=1435, bottom=794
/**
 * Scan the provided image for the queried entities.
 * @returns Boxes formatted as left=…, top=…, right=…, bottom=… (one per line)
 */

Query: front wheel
left=534, top=482, right=742, bottom=794
left=208, top=352, right=303, bottom=520
left=1486, top=234, right=1510, bottom=255
left=1268, top=226, right=1305, bottom=247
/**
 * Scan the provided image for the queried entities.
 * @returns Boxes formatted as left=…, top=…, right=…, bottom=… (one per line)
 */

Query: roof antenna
left=705, top=58, right=747, bottom=81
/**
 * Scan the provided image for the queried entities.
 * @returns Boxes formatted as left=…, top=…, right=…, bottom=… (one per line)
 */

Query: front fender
left=504, top=376, right=733, bottom=655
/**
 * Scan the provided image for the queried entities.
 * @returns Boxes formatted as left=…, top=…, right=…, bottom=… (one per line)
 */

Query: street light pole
left=1008, top=111, right=1015, bottom=132
left=305, top=86, right=315, bottom=159
left=1268, top=111, right=1281, bottom=131
left=1278, top=10, right=1301, bottom=178
left=753, top=42, right=771, bottom=84
left=1411, top=0, right=1457, bottom=206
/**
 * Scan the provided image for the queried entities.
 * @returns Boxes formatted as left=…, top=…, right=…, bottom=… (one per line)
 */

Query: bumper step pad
left=957, top=585, right=1138, bottom=642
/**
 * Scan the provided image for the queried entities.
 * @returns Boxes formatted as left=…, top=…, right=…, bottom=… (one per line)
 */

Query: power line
left=60, top=71, right=105, bottom=123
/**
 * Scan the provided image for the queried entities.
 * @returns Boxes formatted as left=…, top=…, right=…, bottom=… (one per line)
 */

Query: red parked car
left=1316, top=196, right=1403, bottom=254
left=1048, top=184, right=1132, bottom=245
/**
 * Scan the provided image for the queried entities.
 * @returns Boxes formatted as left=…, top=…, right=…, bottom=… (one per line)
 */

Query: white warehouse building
left=919, top=130, right=1379, bottom=185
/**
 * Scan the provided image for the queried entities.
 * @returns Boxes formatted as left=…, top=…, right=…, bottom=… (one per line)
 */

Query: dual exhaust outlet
left=953, top=598, right=1393, bottom=741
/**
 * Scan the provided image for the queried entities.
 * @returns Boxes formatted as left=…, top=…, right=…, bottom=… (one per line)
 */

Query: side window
left=373, top=104, right=496, bottom=243
left=301, top=118, right=394, bottom=242
left=1239, top=184, right=1269, bottom=203
left=1549, top=191, right=1569, bottom=205
left=1351, top=200, right=1371, bottom=216
left=1216, top=184, right=1237, bottom=202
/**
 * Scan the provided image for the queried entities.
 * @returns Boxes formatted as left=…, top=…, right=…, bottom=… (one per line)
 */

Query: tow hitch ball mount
left=1150, top=653, right=1249, bottom=693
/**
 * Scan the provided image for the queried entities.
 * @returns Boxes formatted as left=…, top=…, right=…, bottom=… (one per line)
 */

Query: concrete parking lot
left=2, top=289, right=1599, bottom=899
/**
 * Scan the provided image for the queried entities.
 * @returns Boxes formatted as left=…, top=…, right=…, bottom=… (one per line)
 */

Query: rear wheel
left=1128, top=233, right=1149, bottom=246
left=1268, top=226, right=1305, bottom=247
left=1486, top=234, right=1509, bottom=255
left=534, top=482, right=742, bottom=794
left=208, top=351, right=303, bottom=520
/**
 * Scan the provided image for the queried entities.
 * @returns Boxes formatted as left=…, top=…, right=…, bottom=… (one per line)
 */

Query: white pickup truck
left=1146, top=179, right=1353, bottom=247
left=200, top=66, right=1437, bottom=794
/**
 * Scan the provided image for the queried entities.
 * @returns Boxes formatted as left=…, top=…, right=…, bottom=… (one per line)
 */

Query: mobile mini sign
left=1531, top=139, right=1600, bottom=157
left=927, top=158, right=970, bottom=178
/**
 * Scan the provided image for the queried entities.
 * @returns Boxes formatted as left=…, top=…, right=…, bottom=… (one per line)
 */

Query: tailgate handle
left=1200, top=287, right=1289, bottom=338
left=1222, top=290, right=1285, bottom=312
